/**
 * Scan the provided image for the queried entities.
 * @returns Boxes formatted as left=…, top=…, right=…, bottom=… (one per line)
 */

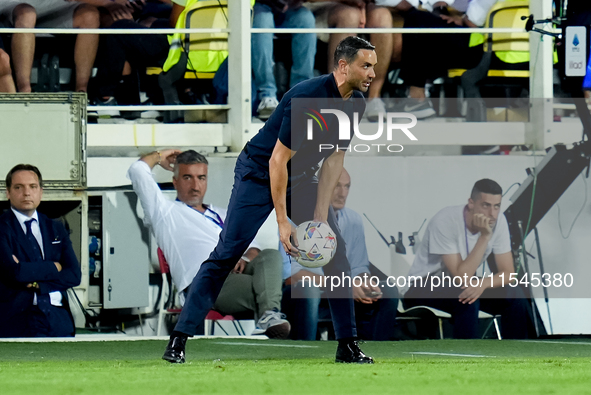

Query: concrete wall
left=89, top=154, right=591, bottom=335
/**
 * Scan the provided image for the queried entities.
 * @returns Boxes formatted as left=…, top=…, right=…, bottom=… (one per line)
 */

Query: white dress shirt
left=11, top=208, right=63, bottom=306
left=127, top=160, right=261, bottom=292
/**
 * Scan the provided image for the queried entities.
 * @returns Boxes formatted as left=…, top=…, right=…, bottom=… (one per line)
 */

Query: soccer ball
left=295, top=221, right=337, bottom=268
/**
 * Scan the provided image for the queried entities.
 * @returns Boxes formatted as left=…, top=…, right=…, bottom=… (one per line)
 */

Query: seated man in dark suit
left=0, top=164, right=81, bottom=337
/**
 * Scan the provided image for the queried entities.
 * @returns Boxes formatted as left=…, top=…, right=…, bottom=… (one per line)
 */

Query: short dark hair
left=470, top=178, right=502, bottom=201
left=174, top=150, right=208, bottom=177
left=333, top=36, right=375, bottom=69
left=6, top=164, right=43, bottom=189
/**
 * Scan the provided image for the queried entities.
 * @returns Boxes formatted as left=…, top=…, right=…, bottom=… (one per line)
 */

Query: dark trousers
left=25, top=305, right=74, bottom=337
left=402, top=8, right=482, bottom=88
left=355, top=284, right=399, bottom=341
left=404, top=283, right=529, bottom=339
left=175, top=151, right=357, bottom=339
left=283, top=281, right=399, bottom=341
left=95, top=19, right=169, bottom=97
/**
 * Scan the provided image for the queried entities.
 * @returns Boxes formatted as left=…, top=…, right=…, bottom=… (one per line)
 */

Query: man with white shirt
left=403, top=178, right=528, bottom=339
left=127, top=149, right=289, bottom=338
left=0, top=164, right=81, bottom=337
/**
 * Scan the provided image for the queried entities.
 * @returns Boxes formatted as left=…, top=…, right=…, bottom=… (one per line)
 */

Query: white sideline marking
left=405, top=352, right=494, bottom=358
left=213, top=341, right=318, bottom=348
left=0, top=335, right=264, bottom=343
left=520, top=340, right=591, bottom=346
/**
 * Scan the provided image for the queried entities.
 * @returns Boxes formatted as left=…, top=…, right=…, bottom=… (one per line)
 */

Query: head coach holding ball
left=163, top=36, right=378, bottom=364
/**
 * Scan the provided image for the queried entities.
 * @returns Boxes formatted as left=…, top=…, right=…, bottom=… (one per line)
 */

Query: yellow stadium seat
left=447, top=1, right=531, bottom=121
left=448, top=0, right=530, bottom=81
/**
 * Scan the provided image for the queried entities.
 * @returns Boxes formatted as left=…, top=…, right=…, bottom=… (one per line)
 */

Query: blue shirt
left=246, top=73, right=366, bottom=176
left=282, top=207, right=371, bottom=279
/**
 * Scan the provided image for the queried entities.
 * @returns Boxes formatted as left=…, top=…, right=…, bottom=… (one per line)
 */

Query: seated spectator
left=252, top=0, right=316, bottom=119
left=403, top=179, right=529, bottom=339
left=0, top=37, right=16, bottom=92
left=305, top=0, right=416, bottom=120
left=282, top=168, right=399, bottom=340
left=93, top=0, right=179, bottom=110
left=128, top=149, right=290, bottom=338
left=0, top=0, right=100, bottom=92
left=399, top=0, right=498, bottom=118
left=0, top=164, right=82, bottom=337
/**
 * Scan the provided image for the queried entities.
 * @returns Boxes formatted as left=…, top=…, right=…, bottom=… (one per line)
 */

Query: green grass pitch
left=1, top=339, right=591, bottom=395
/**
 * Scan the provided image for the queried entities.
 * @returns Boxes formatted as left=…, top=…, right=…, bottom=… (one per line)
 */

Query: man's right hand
left=353, top=285, right=374, bottom=304
left=278, top=219, right=298, bottom=257
left=158, top=149, right=182, bottom=171
left=54, top=262, right=62, bottom=272
left=472, top=213, right=493, bottom=238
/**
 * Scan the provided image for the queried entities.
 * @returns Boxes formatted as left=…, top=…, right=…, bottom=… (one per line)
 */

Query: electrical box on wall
left=0, top=93, right=86, bottom=189
left=88, top=191, right=150, bottom=309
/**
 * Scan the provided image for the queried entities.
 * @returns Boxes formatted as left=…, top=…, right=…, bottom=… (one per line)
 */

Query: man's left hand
left=458, top=284, right=485, bottom=304
left=312, top=209, right=328, bottom=224
left=232, top=259, right=247, bottom=274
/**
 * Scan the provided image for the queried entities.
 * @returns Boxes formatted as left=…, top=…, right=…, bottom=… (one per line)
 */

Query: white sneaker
left=251, top=309, right=291, bottom=339
left=364, top=98, right=387, bottom=122
left=400, top=98, right=436, bottom=119
left=140, top=110, right=162, bottom=119
left=95, top=96, right=120, bottom=118
left=257, top=96, right=279, bottom=120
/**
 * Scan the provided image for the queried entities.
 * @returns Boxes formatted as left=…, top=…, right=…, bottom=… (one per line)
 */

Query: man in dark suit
left=0, top=164, right=81, bottom=337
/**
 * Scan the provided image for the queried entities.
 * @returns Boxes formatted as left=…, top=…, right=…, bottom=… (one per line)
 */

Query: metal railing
left=0, top=0, right=559, bottom=151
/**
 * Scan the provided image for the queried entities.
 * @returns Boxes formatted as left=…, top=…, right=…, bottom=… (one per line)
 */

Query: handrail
left=252, top=27, right=529, bottom=34
left=0, top=27, right=550, bottom=35
left=0, top=28, right=229, bottom=34
left=87, top=105, right=229, bottom=111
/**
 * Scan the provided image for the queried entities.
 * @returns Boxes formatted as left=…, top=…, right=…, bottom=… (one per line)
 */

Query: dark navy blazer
left=0, top=209, right=81, bottom=337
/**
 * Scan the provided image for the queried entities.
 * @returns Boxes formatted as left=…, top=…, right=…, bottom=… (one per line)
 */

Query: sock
left=171, top=330, right=189, bottom=339
left=338, top=337, right=357, bottom=345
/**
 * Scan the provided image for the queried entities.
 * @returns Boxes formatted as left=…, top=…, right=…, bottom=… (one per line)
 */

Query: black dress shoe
left=162, top=335, right=187, bottom=364
left=335, top=340, right=374, bottom=364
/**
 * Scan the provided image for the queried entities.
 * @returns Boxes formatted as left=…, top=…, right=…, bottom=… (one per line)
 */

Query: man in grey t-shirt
left=404, top=179, right=529, bottom=339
